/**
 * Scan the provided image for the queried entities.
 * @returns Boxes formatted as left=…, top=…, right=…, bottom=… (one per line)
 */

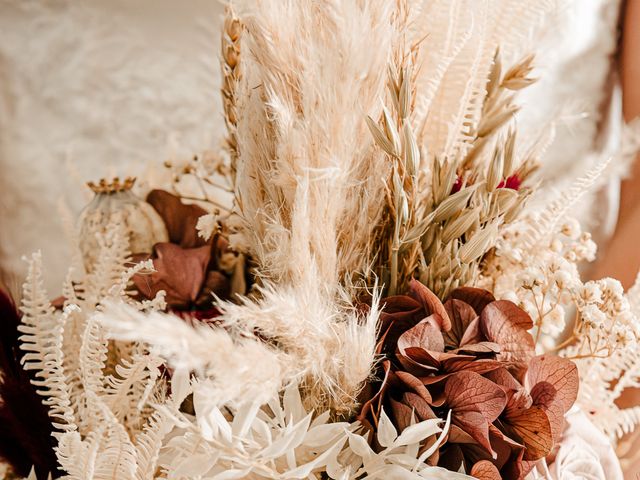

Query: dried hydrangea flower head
left=79, top=177, right=168, bottom=271
left=359, top=280, right=578, bottom=480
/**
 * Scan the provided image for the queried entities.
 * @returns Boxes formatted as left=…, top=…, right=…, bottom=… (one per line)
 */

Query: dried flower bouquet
left=1, top=1, right=640, bottom=479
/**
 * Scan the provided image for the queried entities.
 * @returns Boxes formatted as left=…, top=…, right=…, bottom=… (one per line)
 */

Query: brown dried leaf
left=408, top=279, right=452, bottom=331
left=480, top=301, right=535, bottom=364
left=133, top=243, right=210, bottom=308
left=445, top=371, right=507, bottom=454
left=448, top=287, right=495, bottom=315
left=147, top=190, right=209, bottom=248
left=443, top=299, right=477, bottom=349
left=526, top=355, right=578, bottom=414
left=470, top=460, right=501, bottom=480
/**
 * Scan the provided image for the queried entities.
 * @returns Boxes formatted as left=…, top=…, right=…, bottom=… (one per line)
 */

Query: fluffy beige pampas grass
left=216, top=0, right=403, bottom=414
left=232, top=0, right=397, bottom=285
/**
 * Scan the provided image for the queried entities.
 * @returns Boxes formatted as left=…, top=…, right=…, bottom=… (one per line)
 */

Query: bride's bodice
left=517, top=0, right=623, bottom=239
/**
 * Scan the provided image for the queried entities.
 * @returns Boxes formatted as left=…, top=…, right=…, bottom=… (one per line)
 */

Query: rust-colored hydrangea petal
left=529, top=381, right=564, bottom=442
left=485, top=368, right=522, bottom=393
left=448, top=287, right=496, bottom=315
left=397, top=316, right=445, bottom=353
left=378, top=295, right=424, bottom=354
left=526, top=355, right=578, bottom=414
left=443, top=299, right=478, bottom=348
left=480, top=301, right=535, bottom=364
left=453, top=341, right=501, bottom=355
left=408, top=279, right=452, bottom=331
left=392, top=370, right=433, bottom=404
left=357, top=360, right=391, bottom=431
left=442, top=357, right=502, bottom=375
left=133, top=243, right=210, bottom=308
left=486, top=425, right=527, bottom=479
left=397, top=349, right=441, bottom=376
left=147, top=189, right=209, bottom=249
left=470, top=460, right=501, bottom=480
left=458, top=318, right=484, bottom=346
left=445, top=371, right=507, bottom=454
left=501, top=405, right=553, bottom=461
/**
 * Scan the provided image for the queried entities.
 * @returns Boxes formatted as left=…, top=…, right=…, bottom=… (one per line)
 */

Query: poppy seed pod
left=78, top=177, right=168, bottom=271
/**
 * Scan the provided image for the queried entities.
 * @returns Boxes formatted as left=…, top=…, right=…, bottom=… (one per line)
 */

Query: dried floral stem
left=221, top=6, right=242, bottom=181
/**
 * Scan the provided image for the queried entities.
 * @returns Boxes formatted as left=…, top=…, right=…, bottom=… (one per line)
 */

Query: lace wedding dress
left=0, top=0, right=630, bottom=294
left=517, top=0, right=628, bottom=247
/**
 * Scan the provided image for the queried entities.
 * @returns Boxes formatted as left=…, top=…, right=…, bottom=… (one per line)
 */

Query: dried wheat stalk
left=221, top=6, right=242, bottom=180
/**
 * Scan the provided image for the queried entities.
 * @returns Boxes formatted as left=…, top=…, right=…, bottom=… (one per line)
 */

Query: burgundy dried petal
left=526, top=355, right=578, bottom=414
left=408, top=279, right=452, bottom=331
left=443, top=299, right=478, bottom=349
left=133, top=243, right=211, bottom=308
left=397, top=316, right=445, bottom=353
left=448, top=287, right=496, bottom=315
left=480, top=301, right=535, bottom=364
left=195, top=271, right=230, bottom=307
left=147, top=189, right=209, bottom=248
left=470, top=460, right=502, bottom=480
left=445, top=371, right=507, bottom=454
left=392, top=370, right=433, bottom=405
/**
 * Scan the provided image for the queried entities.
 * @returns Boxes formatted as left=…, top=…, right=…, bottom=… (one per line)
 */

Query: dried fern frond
left=18, top=253, right=76, bottom=434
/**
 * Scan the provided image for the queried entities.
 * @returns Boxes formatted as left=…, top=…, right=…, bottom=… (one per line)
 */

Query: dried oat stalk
left=370, top=52, right=538, bottom=298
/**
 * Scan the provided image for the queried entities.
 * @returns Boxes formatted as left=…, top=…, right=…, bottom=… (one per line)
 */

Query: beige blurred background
left=0, top=0, right=226, bottom=293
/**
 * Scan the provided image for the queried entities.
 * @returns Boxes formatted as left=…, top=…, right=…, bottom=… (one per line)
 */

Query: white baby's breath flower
left=599, top=277, right=624, bottom=297
left=542, top=305, right=566, bottom=336
left=575, top=282, right=602, bottom=306
left=553, top=270, right=574, bottom=290
left=581, top=304, right=606, bottom=329
left=560, top=219, right=581, bottom=239
left=196, top=213, right=217, bottom=241
left=518, top=267, right=544, bottom=289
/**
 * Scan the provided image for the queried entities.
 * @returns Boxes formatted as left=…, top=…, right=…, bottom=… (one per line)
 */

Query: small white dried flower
left=542, top=305, right=566, bottom=336
left=553, top=270, right=574, bottom=290
left=518, top=267, right=544, bottom=289
left=196, top=213, right=218, bottom=241
left=599, top=278, right=624, bottom=297
left=581, top=304, right=606, bottom=329
left=576, top=282, right=603, bottom=307
left=560, top=219, right=581, bottom=239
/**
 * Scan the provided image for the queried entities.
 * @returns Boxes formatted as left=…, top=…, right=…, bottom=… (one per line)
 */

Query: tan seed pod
left=366, top=116, right=397, bottom=157
left=459, top=222, right=498, bottom=263
left=432, top=186, right=477, bottom=224
left=441, top=208, right=481, bottom=244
